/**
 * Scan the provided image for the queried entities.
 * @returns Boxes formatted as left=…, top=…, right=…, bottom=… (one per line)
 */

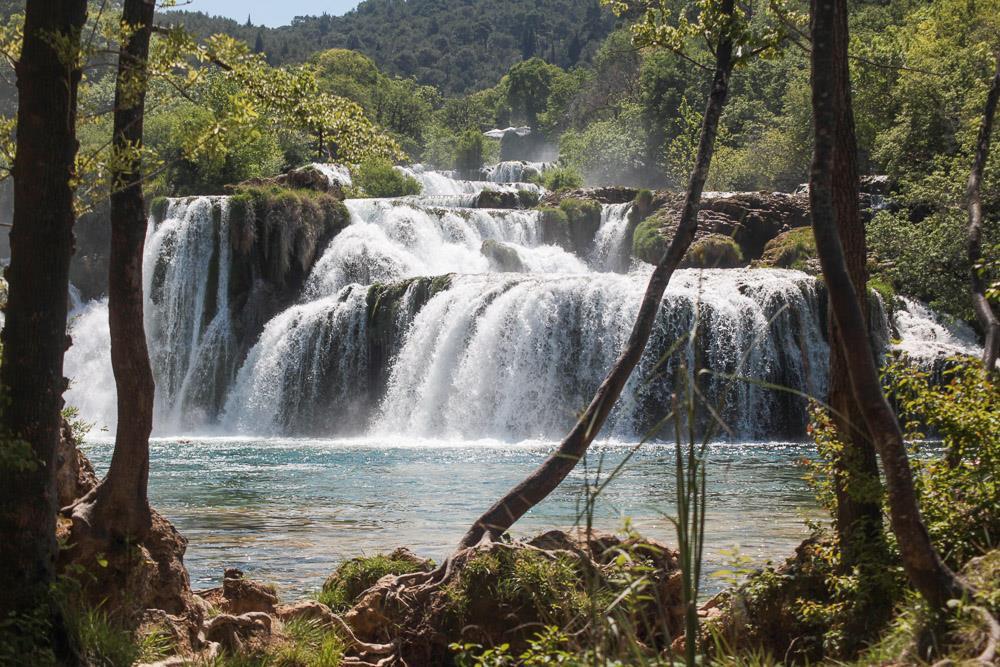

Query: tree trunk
left=810, top=0, right=970, bottom=610
left=70, top=0, right=156, bottom=543
left=0, top=0, right=88, bottom=650
left=458, top=0, right=736, bottom=549
left=827, top=0, right=885, bottom=568
left=967, top=52, right=1000, bottom=373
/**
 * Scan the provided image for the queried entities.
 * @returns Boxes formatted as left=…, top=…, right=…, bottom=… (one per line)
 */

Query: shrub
left=353, top=159, right=422, bottom=198
left=631, top=210, right=669, bottom=264
left=758, top=226, right=817, bottom=271
left=680, top=234, right=744, bottom=269
left=541, top=166, right=583, bottom=192
left=516, top=189, right=541, bottom=208
left=318, top=551, right=431, bottom=612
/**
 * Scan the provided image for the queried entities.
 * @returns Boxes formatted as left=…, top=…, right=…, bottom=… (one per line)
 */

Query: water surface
left=83, top=437, right=819, bottom=597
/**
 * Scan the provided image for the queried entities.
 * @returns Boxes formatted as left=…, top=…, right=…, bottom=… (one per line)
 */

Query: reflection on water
left=82, top=437, right=820, bottom=597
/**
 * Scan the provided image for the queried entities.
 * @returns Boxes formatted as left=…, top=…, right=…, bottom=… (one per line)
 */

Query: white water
left=62, top=166, right=985, bottom=439
left=589, top=202, right=634, bottom=272
left=892, top=296, right=982, bottom=363
left=483, top=161, right=552, bottom=184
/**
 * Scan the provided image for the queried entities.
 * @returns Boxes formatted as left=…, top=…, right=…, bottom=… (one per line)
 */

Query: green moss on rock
left=680, top=234, right=744, bottom=269
left=632, top=209, right=671, bottom=264
left=559, top=198, right=602, bottom=255
left=149, top=196, right=170, bottom=222
left=758, top=227, right=817, bottom=271
left=319, top=549, right=432, bottom=612
left=538, top=206, right=570, bottom=249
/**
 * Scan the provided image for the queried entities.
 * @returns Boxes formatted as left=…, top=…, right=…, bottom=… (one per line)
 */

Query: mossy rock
left=481, top=239, right=525, bottom=273
left=757, top=227, right=817, bottom=272
left=149, top=196, right=170, bottom=222
left=538, top=206, right=571, bottom=249
left=473, top=189, right=519, bottom=209
left=517, top=189, right=541, bottom=208
left=340, top=530, right=682, bottom=666
left=559, top=198, right=602, bottom=255
left=680, top=234, right=744, bottom=269
left=632, top=209, right=671, bottom=264
left=319, top=549, right=432, bottom=613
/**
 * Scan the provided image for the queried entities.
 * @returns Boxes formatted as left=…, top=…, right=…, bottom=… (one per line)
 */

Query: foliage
left=539, top=166, right=582, bottom=192
left=454, top=130, right=487, bottom=178
left=162, top=0, right=616, bottom=96
left=352, top=159, right=422, bottom=198
left=631, top=210, right=669, bottom=264
left=886, top=359, right=1000, bottom=568
left=868, top=209, right=996, bottom=323
left=560, top=103, right=648, bottom=186
left=679, top=234, right=744, bottom=269
left=318, top=552, right=430, bottom=613
left=757, top=227, right=817, bottom=272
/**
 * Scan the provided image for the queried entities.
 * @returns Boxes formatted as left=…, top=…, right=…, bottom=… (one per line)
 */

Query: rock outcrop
left=56, top=425, right=204, bottom=651
left=340, top=529, right=683, bottom=667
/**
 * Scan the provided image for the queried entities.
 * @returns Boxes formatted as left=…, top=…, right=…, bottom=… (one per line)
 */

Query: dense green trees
left=161, top=0, right=615, bottom=95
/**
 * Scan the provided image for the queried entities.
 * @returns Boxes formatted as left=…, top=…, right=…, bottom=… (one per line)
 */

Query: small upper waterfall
left=62, top=164, right=985, bottom=439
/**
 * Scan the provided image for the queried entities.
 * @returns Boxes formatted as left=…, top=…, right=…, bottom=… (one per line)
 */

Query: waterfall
left=892, top=297, right=982, bottom=363
left=303, top=198, right=581, bottom=298
left=143, top=196, right=235, bottom=431
left=589, top=203, right=634, bottom=272
left=62, top=163, right=984, bottom=441
left=375, top=269, right=828, bottom=440
left=483, top=161, right=552, bottom=184
left=222, top=286, right=370, bottom=435
left=396, top=165, right=544, bottom=199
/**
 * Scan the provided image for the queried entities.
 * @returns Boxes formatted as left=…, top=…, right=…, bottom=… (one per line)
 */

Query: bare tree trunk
left=0, top=0, right=88, bottom=653
left=810, top=0, right=970, bottom=610
left=458, top=0, right=736, bottom=549
left=70, top=0, right=156, bottom=543
left=967, top=52, right=1000, bottom=373
left=827, top=0, right=885, bottom=568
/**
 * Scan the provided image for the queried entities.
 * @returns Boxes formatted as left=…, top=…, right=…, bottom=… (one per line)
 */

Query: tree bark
left=810, top=0, right=970, bottom=610
left=458, top=0, right=736, bottom=549
left=827, top=0, right=885, bottom=568
left=70, top=0, right=156, bottom=543
left=967, top=52, right=1000, bottom=373
left=0, top=0, right=88, bottom=648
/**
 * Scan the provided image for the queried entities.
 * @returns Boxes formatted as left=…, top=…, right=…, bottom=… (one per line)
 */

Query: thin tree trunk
left=827, top=0, right=885, bottom=568
left=0, top=0, right=88, bottom=652
left=810, top=0, right=970, bottom=610
left=967, top=52, right=1000, bottom=373
left=458, top=0, right=736, bottom=549
left=70, top=0, right=156, bottom=542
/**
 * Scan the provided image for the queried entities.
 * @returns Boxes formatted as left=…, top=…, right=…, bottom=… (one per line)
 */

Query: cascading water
left=143, top=196, right=237, bottom=431
left=483, top=161, right=552, bottom=184
left=589, top=203, right=634, bottom=272
left=63, top=165, right=984, bottom=440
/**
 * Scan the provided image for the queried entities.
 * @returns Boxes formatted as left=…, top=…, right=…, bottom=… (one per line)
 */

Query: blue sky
left=165, top=1, right=362, bottom=27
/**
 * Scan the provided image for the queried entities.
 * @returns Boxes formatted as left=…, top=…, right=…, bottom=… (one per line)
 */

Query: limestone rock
left=204, top=612, right=273, bottom=654
left=201, top=568, right=279, bottom=616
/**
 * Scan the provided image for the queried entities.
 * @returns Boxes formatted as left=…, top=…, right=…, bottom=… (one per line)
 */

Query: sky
left=165, top=1, right=363, bottom=27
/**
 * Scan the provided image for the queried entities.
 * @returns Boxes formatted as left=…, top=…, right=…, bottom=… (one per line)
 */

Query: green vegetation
left=631, top=210, right=669, bottom=264
left=538, top=166, right=583, bottom=192
left=352, top=159, right=422, bottom=198
left=757, top=227, right=817, bottom=271
left=165, top=1, right=614, bottom=96
left=680, top=234, right=744, bottom=269
left=318, top=551, right=431, bottom=612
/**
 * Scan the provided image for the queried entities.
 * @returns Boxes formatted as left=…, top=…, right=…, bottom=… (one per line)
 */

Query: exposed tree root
left=336, top=529, right=682, bottom=667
